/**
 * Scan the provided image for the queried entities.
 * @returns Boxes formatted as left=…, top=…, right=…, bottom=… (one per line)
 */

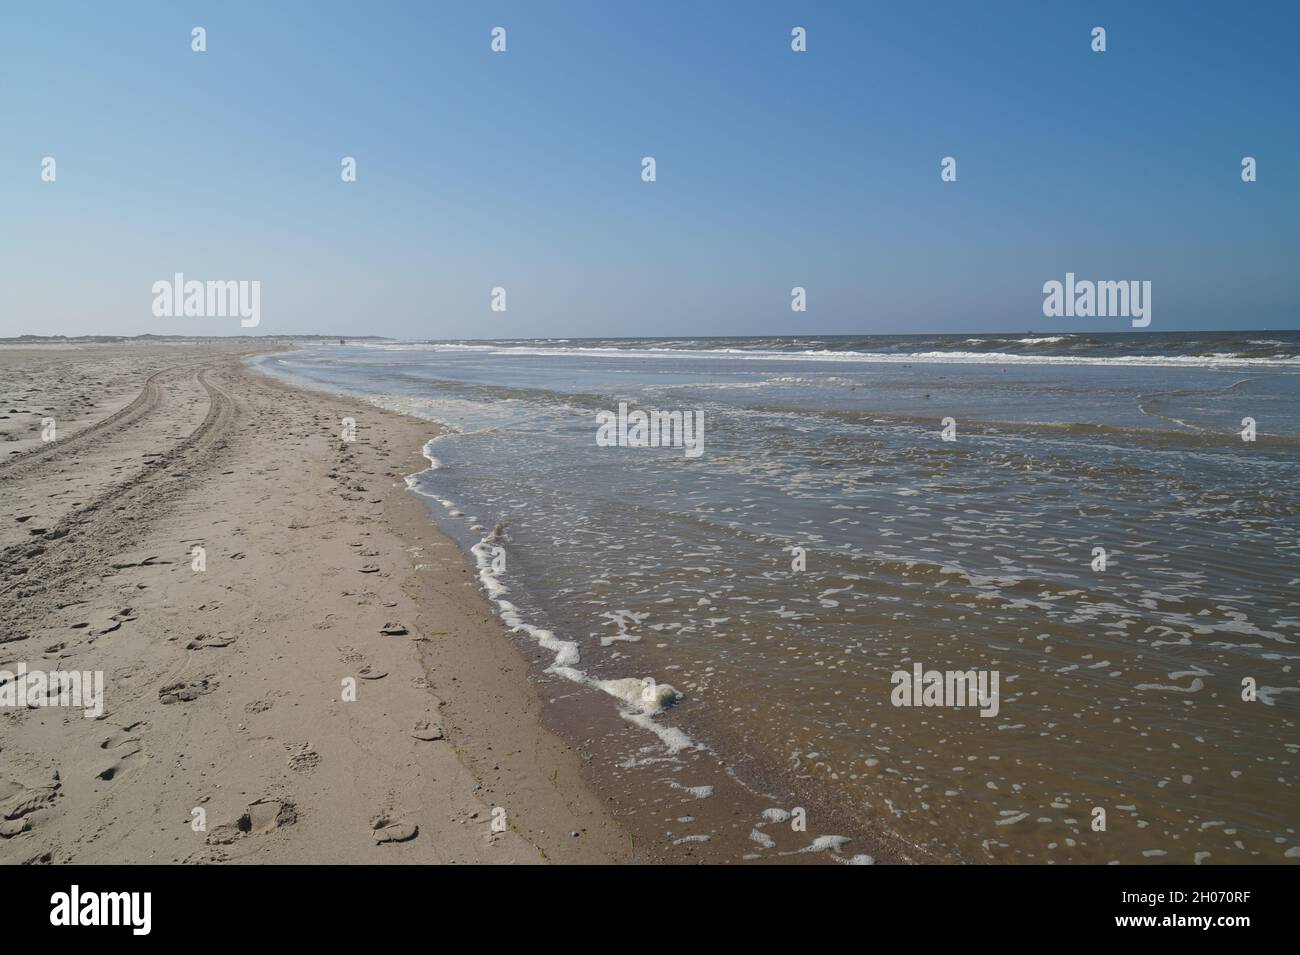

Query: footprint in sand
left=158, top=677, right=216, bottom=704
left=99, top=721, right=145, bottom=749
left=71, top=608, right=138, bottom=636
left=411, top=720, right=444, bottom=742
left=108, top=552, right=172, bottom=570
left=184, top=632, right=235, bottom=650
left=286, top=742, right=320, bottom=774
left=94, top=741, right=143, bottom=782
left=371, top=815, right=418, bottom=844
left=207, top=798, right=298, bottom=845
left=0, top=818, right=32, bottom=838
left=0, top=778, right=61, bottom=837
left=93, top=723, right=146, bottom=781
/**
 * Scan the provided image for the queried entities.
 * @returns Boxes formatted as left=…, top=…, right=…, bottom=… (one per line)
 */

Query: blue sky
left=2, top=1, right=1297, bottom=338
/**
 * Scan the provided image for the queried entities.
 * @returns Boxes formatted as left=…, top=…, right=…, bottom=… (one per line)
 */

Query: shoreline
left=255, top=355, right=896, bottom=865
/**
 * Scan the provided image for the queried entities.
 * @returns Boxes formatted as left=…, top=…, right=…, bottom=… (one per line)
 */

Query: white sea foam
left=787, top=834, right=852, bottom=855
left=400, top=443, right=698, bottom=755
left=356, top=340, right=1300, bottom=369
left=462, top=535, right=695, bottom=754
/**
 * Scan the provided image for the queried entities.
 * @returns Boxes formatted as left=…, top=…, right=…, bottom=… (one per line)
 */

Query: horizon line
left=4, top=328, right=1298, bottom=344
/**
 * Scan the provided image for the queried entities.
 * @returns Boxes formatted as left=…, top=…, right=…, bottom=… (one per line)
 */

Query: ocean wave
left=379, top=343, right=1300, bottom=369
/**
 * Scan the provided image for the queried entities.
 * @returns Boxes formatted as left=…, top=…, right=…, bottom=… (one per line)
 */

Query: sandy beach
left=0, top=342, right=632, bottom=864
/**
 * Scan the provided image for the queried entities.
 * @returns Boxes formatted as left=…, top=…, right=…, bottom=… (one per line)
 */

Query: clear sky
left=3, top=1, right=1297, bottom=339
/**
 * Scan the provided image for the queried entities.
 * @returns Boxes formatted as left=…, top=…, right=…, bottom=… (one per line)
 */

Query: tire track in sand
left=0, top=367, right=237, bottom=641
left=0, top=366, right=180, bottom=480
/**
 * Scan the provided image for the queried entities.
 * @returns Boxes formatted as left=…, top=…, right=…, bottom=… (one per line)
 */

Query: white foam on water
left=358, top=340, right=1300, bottom=369
left=671, top=834, right=711, bottom=845
left=401, top=445, right=699, bottom=755
left=462, top=536, right=696, bottom=755
left=1257, top=685, right=1300, bottom=706
left=784, top=834, right=852, bottom=855
left=665, top=781, right=714, bottom=799
left=404, top=440, right=456, bottom=507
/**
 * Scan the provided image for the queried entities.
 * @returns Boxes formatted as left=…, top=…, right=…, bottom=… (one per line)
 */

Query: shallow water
left=254, top=333, right=1300, bottom=863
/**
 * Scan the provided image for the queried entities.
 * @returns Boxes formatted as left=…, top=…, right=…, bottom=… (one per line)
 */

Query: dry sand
left=0, top=343, right=632, bottom=863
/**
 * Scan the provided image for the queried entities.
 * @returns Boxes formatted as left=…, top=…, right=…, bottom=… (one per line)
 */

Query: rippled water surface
left=254, top=333, right=1300, bottom=863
